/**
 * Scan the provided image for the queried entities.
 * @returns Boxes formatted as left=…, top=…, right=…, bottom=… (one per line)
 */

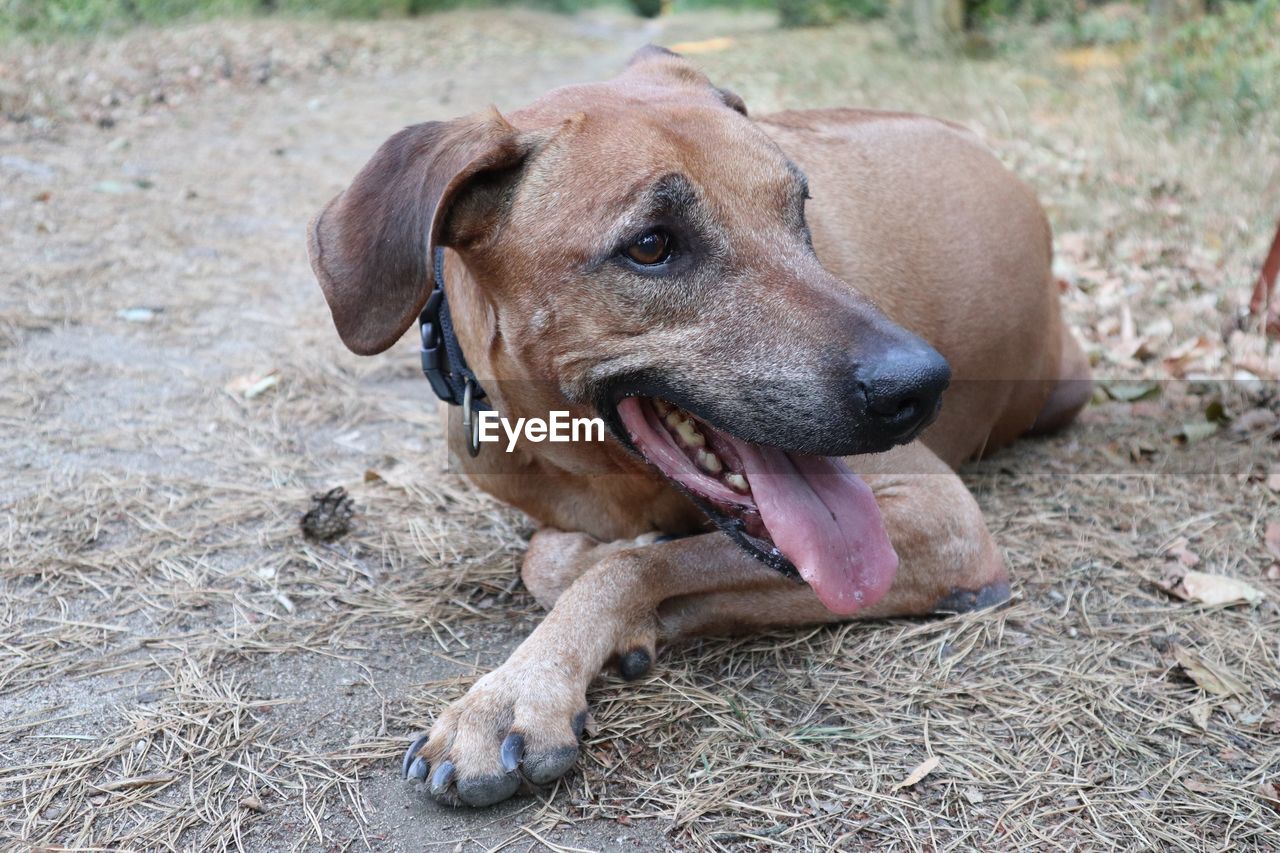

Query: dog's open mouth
left=616, top=397, right=899, bottom=615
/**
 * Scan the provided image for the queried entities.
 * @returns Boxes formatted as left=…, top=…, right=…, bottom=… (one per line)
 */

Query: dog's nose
left=856, top=343, right=951, bottom=443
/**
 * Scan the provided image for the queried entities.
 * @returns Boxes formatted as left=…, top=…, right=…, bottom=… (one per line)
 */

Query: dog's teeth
left=696, top=449, right=722, bottom=474
left=675, top=420, right=705, bottom=448
left=653, top=399, right=672, bottom=416
left=725, top=473, right=750, bottom=494
left=658, top=403, right=704, bottom=447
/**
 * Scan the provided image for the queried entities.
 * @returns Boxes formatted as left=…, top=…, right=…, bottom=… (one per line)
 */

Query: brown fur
left=308, top=48, right=1089, bottom=806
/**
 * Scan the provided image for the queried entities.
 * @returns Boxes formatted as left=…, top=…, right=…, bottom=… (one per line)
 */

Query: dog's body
left=309, top=48, right=1090, bottom=806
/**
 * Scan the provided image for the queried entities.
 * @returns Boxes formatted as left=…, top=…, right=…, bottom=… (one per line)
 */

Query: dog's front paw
left=402, top=660, right=588, bottom=807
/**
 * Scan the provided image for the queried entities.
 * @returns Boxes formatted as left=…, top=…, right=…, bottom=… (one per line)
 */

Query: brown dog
left=307, top=46, right=1091, bottom=807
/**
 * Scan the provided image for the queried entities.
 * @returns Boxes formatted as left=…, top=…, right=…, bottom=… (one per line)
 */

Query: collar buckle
left=418, top=289, right=457, bottom=404
left=418, top=247, right=491, bottom=456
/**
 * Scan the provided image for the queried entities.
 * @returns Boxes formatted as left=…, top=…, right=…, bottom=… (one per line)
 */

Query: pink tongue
left=736, top=444, right=898, bottom=615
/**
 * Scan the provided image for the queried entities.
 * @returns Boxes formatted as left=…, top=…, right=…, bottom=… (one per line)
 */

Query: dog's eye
left=625, top=231, right=671, bottom=266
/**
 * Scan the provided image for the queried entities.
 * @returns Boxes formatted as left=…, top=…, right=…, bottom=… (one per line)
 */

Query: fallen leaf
left=359, top=466, right=416, bottom=492
left=1159, top=570, right=1263, bottom=607
left=1143, top=317, right=1174, bottom=340
left=225, top=369, right=279, bottom=399
left=1259, top=781, right=1280, bottom=813
left=1163, top=336, right=1217, bottom=377
left=1178, top=420, right=1219, bottom=444
left=1111, top=335, right=1152, bottom=362
left=1164, top=536, right=1200, bottom=568
left=1188, top=703, right=1212, bottom=730
left=1174, top=646, right=1248, bottom=697
left=239, top=796, right=265, bottom=812
left=1184, top=777, right=1214, bottom=794
left=1266, top=523, right=1280, bottom=560
left=1128, top=438, right=1158, bottom=462
left=962, top=786, right=985, bottom=805
left=892, top=755, right=941, bottom=791
left=1104, top=381, right=1160, bottom=402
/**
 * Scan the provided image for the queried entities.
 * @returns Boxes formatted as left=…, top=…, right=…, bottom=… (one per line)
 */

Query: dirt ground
left=3, top=8, right=1279, bottom=851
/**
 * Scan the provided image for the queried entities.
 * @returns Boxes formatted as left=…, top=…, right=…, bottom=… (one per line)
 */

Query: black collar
left=418, top=247, right=490, bottom=455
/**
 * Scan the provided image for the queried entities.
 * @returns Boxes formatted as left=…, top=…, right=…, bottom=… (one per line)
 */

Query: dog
left=307, top=45, right=1091, bottom=807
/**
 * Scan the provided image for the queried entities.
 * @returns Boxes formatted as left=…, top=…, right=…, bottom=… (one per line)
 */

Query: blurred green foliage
left=1071, top=4, right=1142, bottom=43
left=1132, top=0, right=1280, bottom=126
left=0, top=0, right=595, bottom=35
left=1, top=0, right=256, bottom=34
left=967, top=0, right=1076, bottom=28
left=2, top=0, right=1277, bottom=131
left=0, top=0, right=886, bottom=34
left=776, top=0, right=885, bottom=27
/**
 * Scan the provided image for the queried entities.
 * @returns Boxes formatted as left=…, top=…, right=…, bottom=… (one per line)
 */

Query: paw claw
left=500, top=732, right=525, bottom=773
left=407, top=756, right=429, bottom=782
left=402, top=733, right=430, bottom=780
left=430, top=759, right=456, bottom=799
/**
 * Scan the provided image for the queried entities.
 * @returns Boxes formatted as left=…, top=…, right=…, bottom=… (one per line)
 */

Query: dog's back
left=759, top=108, right=1067, bottom=463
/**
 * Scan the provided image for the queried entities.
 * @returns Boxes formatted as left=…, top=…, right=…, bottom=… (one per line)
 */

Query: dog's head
left=308, top=47, right=950, bottom=614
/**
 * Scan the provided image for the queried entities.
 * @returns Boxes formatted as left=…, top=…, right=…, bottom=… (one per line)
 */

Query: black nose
left=855, top=343, right=951, bottom=444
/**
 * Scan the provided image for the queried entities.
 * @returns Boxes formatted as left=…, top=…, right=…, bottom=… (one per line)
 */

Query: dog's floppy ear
left=307, top=110, right=528, bottom=355
left=715, top=86, right=748, bottom=117
left=624, top=44, right=748, bottom=117
left=626, top=43, right=684, bottom=68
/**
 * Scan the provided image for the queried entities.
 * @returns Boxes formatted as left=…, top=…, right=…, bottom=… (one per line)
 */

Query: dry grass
left=2, top=8, right=1279, bottom=851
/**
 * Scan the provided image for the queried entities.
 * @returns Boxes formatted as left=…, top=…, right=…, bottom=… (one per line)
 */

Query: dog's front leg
left=403, top=534, right=775, bottom=807
left=406, top=444, right=1008, bottom=807
left=516, top=441, right=1012, bottom=631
